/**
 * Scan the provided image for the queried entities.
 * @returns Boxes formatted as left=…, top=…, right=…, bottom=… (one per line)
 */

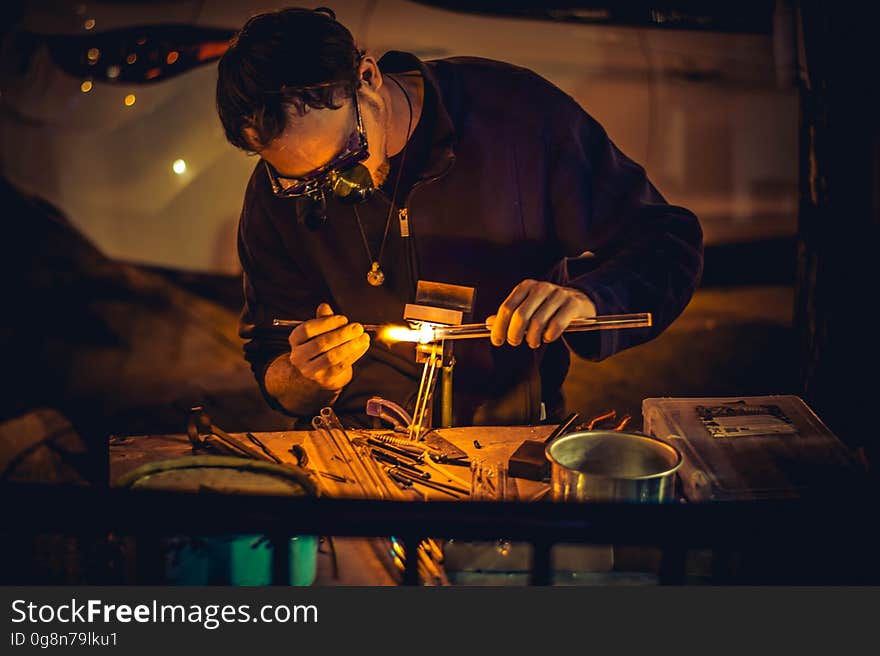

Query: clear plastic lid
left=642, top=395, right=862, bottom=501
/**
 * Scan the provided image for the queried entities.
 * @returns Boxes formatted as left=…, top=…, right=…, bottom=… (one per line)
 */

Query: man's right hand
left=287, top=303, right=371, bottom=392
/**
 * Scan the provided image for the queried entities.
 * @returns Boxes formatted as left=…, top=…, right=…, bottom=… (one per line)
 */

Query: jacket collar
left=377, top=51, right=456, bottom=182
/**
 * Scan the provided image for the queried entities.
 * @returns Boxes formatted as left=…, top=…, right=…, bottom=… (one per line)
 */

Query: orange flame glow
left=378, top=324, right=436, bottom=344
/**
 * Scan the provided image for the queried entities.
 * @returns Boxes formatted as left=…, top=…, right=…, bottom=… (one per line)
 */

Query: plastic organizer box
left=642, top=395, right=863, bottom=502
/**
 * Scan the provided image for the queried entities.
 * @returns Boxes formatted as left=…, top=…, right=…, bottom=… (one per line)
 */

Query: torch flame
left=378, top=323, right=437, bottom=344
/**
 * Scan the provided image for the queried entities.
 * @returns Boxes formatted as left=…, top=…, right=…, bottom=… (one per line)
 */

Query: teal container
left=165, top=534, right=318, bottom=586
left=117, top=456, right=319, bottom=586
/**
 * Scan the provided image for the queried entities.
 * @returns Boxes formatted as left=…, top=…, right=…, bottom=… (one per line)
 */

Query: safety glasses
left=264, top=91, right=371, bottom=203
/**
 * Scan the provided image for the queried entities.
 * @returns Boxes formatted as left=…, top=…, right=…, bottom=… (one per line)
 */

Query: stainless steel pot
left=545, top=430, right=683, bottom=502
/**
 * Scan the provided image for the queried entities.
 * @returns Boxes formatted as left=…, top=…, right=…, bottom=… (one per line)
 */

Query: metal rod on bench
left=320, top=408, right=388, bottom=498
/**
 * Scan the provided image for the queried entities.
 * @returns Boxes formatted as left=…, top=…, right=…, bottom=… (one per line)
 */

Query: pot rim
left=544, top=430, right=684, bottom=481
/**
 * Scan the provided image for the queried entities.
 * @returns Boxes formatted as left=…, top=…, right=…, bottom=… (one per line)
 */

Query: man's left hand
left=487, top=280, right=597, bottom=349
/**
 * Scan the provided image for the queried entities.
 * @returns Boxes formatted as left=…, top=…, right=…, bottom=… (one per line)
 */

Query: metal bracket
left=403, top=281, right=477, bottom=435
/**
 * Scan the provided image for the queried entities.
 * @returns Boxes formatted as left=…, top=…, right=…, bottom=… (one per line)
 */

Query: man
left=216, top=7, right=703, bottom=427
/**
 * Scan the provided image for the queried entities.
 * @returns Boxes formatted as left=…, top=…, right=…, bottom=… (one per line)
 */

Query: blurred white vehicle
left=1, top=0, right=797, bottom=274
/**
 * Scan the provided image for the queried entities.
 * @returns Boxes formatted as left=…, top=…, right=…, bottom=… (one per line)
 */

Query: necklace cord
left=353, top=74, right=414, bottom=272
left=377, top=74, right=414, bottom=263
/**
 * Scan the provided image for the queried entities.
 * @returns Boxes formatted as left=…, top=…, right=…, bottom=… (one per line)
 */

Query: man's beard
left=372, top=158, right=391, bottom=187
left=361, top=92, right=392, bottom=188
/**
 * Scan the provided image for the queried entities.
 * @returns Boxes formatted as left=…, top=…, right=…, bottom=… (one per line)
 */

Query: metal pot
left=545, top=430, right=683, bottom=503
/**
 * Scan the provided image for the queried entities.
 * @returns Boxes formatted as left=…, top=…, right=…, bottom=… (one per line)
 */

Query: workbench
left=105, top=418, right=877, bottom=586
left=109, top=425, right=564, bottom=586
left=1, top=425, right=871, bottom=585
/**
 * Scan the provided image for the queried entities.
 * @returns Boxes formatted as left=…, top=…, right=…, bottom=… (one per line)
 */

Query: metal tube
left=441, top=357, right=454, bottom=428
left=272, top=318, right=383, bottom=332
left=419, top=346, right=441, bottom=429
left=273, top=313, right=651, bottom=343
left=409, top=352, right=432, bottom=440
left=409, top=343, right=442, bottom=440
left=432, top=312, right=653, bottom=341
left=311, top=415, right=362, bottom=489
left=319, top=408, right=388, bottom=499
left=354, top=442, right=407, bottom=501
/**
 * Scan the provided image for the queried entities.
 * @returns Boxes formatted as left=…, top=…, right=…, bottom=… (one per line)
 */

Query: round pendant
left=366, top=262, right=385, bottom=287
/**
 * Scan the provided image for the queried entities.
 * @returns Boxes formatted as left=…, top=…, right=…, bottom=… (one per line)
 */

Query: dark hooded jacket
left=237, top=52, right=703, bottom=427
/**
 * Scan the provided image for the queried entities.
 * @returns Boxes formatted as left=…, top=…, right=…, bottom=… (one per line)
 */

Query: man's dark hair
left=216, top=7, right=363, bottom=152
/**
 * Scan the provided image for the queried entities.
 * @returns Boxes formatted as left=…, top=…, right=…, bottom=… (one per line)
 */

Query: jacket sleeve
left=237, top=175, right=327, bottom=411
left=546, top=97, right=704, bottom=361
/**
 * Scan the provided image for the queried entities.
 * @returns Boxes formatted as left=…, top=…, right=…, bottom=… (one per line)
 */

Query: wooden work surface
left=109, top=425, right=555, bottom=586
